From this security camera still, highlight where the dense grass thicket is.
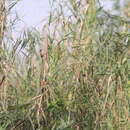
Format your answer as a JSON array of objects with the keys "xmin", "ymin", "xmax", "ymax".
[{"xmin": 0, "ymin": 0, "xmax": 130, "ymax": 129}]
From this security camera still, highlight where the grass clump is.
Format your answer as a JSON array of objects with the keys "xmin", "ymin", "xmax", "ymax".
[{"xmin": 0, "ymin": 0, "xmax": 130, "ymax": 129}]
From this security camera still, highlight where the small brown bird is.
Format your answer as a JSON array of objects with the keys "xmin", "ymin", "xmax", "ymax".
[{"xmin": 39, "ymin": 49, "xmax": 44, "ymax": 58}]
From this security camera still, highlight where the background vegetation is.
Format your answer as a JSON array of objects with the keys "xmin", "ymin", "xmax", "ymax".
[{"xmin": 0, "ymin": 0, "xmax": 130, "ymax": 129}]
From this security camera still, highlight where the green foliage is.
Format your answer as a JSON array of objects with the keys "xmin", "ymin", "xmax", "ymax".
[{"xmin": 0, "ymin": 0, "xmax": 130, "ymax": 130}]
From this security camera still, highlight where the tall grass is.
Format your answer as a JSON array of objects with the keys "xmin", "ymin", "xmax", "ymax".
[
  {"xmin": 0, "ymin": 0, "xmax": 130, "ymax": 129},
  {"xmin": 0, "ymin": 0, "xmax": 6, "ymax": 48}
]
